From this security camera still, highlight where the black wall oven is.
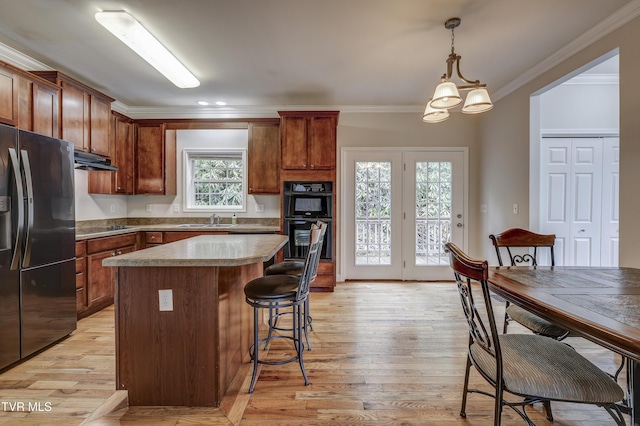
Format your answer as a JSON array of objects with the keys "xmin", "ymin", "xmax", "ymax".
[{"xmin": 283, "ymin": 181, "xmax": 333, "ymax": 260}]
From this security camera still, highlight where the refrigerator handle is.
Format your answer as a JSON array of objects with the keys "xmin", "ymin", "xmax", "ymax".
[
  {"xmin": 8, "ymin": 148, "xmax": 24, "ymax": 270},
  {"xmin": 20, "ymin": 149, "xmax": 34, "ymax": 268}
]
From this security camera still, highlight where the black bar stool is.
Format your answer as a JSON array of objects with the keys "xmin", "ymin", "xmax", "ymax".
[
  {"xmin": 263, "ymin": 220, "xmax": 327, "ymax": 349},
  {"xmin": 244, "ymin": 225, "xmax": 323, "ymax": 393}
]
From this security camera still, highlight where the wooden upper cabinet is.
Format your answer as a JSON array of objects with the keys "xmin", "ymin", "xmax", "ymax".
[
  {"xmin": 31, "ymin": 71, "xmax": 114, "ymax": 157},
  {"xmin": 135, "ymin": 123, "xmax": 176, "ymax": 195},
  {"xmin": 248, "ymin": 121, "xmax": 280, "ymax": 194},
  {"xmin": 279, "ymin": 111, "xmax": 338, "ymax": 170},
  {"xmin": 0, "ymin": 64, "xmax": 18, "ymax": 126},
  {"xmin": 32, "ymin": 82, "xmax": 59, "ymax": 137},
  {"xmin": 88, "ymin": 112, "xmax": 134, "ymax": 195},
  {"xmin": 89, "ymin": 95, "xmax": 111, "ymax": 157},
  {"xmin": 17, "ymin": 75, "xmax": 60, "ymax": 137}
]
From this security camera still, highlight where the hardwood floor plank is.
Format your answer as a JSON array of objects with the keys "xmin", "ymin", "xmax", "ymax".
[{"xmin": 0, "ymin": 282, "xmax": 629, "ymax": 425}]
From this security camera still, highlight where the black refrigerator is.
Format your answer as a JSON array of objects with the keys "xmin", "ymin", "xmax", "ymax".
[{"xmin": 0, "ymin": 124, "xmax": 76, "ymax": 370}]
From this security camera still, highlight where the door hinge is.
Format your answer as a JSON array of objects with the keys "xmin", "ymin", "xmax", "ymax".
[{"xmin": 403, "ymin": 261, "xmax": 406, "ymax": 268}]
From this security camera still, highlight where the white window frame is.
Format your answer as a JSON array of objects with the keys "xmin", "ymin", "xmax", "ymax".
[{"xmin": 182, "ymin": 148, "xmax": 247, "ymax": 212}]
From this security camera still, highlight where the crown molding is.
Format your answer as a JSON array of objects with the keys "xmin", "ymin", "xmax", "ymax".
[
  {"xmin": 492, "ymin": 0, "xmax": 640, "ymax": 101},
  {"xmin": 113, "ymin": 103, "xmax": 424, "ymax": 119},
  {"xmin": 0, "ymin": 42, "xmax": 53, "ymax": 71}
]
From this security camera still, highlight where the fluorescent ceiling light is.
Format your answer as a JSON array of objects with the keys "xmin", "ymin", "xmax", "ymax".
[
  {"xmin": 197, "ymin": 100, "xmax": 209, "ymax": 105},
  {"xmin": 215, "ymin": 101, "xmax": 227, "ymax": 106},
  {"xmin": 95, "ymin": 10, "xmax": 199, "ymax": 88}
]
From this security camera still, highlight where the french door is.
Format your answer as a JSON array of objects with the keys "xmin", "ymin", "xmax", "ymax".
[{"xmin": 342, "ymin": 148, "xmax": 466, "ymax": 280}]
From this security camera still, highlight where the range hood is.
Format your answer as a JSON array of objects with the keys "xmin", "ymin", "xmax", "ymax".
[{"xmin": 74, "ymin": 151, "xmax": 118, "ymax": 171}]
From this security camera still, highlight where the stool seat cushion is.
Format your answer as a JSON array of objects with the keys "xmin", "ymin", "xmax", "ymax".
[
  {"xmin": 264, "ymin": 261, "xmax": 305, "ymax": 277},
  {"xmin": 244, "ymin": 275, "xmax": 300, "ymax": 300}
]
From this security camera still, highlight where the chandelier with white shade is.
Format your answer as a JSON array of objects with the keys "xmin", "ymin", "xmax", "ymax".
[{"xmin": 423, "ymin": 18, "xmax": 493, "ymax": 123}]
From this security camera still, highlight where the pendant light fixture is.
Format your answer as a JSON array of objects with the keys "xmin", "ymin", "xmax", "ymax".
[{"xmin": 423, "ymin": 18, "xmax": 492, "ymax": 123}]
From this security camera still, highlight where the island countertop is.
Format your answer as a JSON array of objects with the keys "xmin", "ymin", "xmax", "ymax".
[{"xmin": 103, "ymin": 234, "xmax": 288, "ymax": 267}]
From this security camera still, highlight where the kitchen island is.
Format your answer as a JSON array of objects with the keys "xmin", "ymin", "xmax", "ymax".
[{"xmin": 102, "ymin": 234, "xmax": 288, "ymax": 407}]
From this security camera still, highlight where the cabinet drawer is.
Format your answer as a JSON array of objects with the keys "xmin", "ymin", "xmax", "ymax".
[
  {"xmin": 76, "ymin": 287, "xmax": 87, "ymax": 312},
  {"xmin": 75, "ymin": 241, "xmax": 86, "ymax": 257},
  {"xmin": 87, "ymin": 233, "xmax": 137, "ymax": 254},
  {"xmin": 76, "ymin": 271, "xmax": 85, "ymax": 289},
  {"xmin": 76, "ymin": 257, "xmax": 85, "ymax": 274},
  {"xmin": 146, "ymin": 232, "xmax": 163, "ymax": 244},
  {"xmin": 318, "ymin": 261, "xmax": 334, "ymax": 274}
]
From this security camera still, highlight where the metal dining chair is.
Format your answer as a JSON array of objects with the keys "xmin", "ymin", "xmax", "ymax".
[
  {"xmin": 489, "ymin": 228, "xmax": 569, "ymax": 339},
  {"xmin": 445, "ymin": 242, "xmax": 625, "ymax": 425}
]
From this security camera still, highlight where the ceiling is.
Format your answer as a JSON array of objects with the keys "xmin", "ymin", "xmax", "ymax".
[{"xmin": 0, "ymin": 0, "xmax": 635, "ymax": 118}]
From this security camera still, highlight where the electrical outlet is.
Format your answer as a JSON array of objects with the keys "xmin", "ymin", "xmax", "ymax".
[
  {"xmin": 173, "ymin": 203, "xmax": 180, "ymax": 213},
  {"xmin": 513, "ymin": 204, "xmax": 519, "ymax": 215},
  {"xmin": 110, "ymin": 204, "xmax": 116, "ymax": 213},
  {"xmin": 255, "ymin": 203, "xmax": 264, "ymax": 213},
  {"xmin": 146, "ymin": 204, "xmax": 152, "ymax": 212},
  {"xmin": 159, "ymin": 289, "xmax": 173, "ymax": 311}
]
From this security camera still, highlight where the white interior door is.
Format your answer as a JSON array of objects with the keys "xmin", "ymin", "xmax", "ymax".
[
  {"xmin": 540, "ymin": 137, "xmax": 618, "ymax": 266},
  {"xmin": 342, "ymin": 148, "xmax": 466, "ymax": 280}
]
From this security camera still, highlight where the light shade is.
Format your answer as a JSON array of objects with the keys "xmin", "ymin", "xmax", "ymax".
[
  {"xmin": 422, "ymin": 102, "xmax": 449, "ymax": 123},
  {"xmin": 95, "ymin": 11, "xmax": 200, "ymax": 89},
  {"xmin": 430, "ymin": 82, "xmax": 462, "ymax": 109},
  {"xmin": 461, "ymin": 88, "xmax": 493, "ymax": 114}
]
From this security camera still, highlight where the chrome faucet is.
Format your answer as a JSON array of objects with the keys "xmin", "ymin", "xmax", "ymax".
[{"xmin": 210, "ymin": 214, "xmax": 221, "ymax": 225}]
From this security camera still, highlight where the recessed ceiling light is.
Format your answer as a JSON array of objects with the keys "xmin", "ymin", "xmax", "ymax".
[
  {"xmin": 95, "ymin": 10, "xmax": 200, "ymax": 89},
  {"xmin": 215, "ymin": 101, "xmax": 227, "ymax": 106},
  {"xmin": 197, "ymin": 100, "xmax": 209, "ymax": 106}
]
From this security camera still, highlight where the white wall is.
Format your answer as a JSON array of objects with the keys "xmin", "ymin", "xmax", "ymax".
[
  {"xmin": 74, "ymin": 169, "xmax": 128, "ymax": 221},
  {"xmin": 478, "ymin": 15, "xmax": 640, "ymax": 268}
]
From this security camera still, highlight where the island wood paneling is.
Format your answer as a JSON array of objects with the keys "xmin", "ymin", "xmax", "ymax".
[{"xmin": 115, "ymin": 262, "xmax": 258, "ymax": 406}]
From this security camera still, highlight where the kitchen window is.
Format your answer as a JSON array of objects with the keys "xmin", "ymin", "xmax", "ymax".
[{"xmin": 183, "ymin": 149, "xmax": 247, "ymax": 211}]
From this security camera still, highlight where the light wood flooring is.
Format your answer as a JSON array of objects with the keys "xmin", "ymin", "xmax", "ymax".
[{"xmin": 0, "ymin": 282, "xmax": 630, "ymax": 425}]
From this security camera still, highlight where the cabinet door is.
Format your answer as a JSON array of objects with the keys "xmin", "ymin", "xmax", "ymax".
[
  {"xmin": 135, "ymin": 123, "xmax": 166, "ymax": 194},
  {"xmin": 280, "ymin": 115, "xmax": 308, "ymax": 169},
  {"xmin": 90, "ymin": 95, "xmax": 111, "ymax": 156},
  {"xmin": 61, "ymin": 80, "xmax": 88, "ymax": 151},
  {"xmin": 248, "ymin": 122, "xmax": 280, "ymax": 194},
  {"xmin": 308, "ymin": 116, "xmax": 336, "ymax": 170},
  {"xmin": 0, "ymin": 65, "xmax": 18, "ymax": 126},
  {"xmin": 87, "ymin": 250, "xmax": 114, "ymax": 306},
  {"xmin": 114, "ymin": 116, "xmax": 133, "ymax": 194},
  {"xmin": 32, "ymin": 83, "xmax": 59, "ymax": 137}
]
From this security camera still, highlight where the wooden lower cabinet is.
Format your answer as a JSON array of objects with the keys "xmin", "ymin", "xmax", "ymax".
[
  {"xmin": 75, "ymin": 241, "xmax": 87, "ymax": 313},
  {"xmin": 80, "ymin": 233, "xmax": 137, "ymax": 318}
]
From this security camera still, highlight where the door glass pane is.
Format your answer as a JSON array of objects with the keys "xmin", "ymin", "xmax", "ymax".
[
  {"xmin": 355, "ymin": 161, "xmax": 392, "ymax": 265},
  {"xmin": 415, "ymin": 161, "xmax": 452, "ymax": 265}
]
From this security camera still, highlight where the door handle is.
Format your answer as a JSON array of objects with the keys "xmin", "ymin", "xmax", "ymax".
[
  {"xmin": 8, "ymin": 148, "xmax": 23, "ymax": 271},
  {"xmin": 20, "ymin": 150, "xmax": 34, "ymax": 268}
]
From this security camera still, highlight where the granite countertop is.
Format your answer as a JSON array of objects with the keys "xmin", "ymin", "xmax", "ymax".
[
  {"xmin": 75, "ymin": 223, "xmax": 280, "ymax": 240},
  {"xmin": 102, "ymin": 234, "xmax": 288, "ymax": 267}
]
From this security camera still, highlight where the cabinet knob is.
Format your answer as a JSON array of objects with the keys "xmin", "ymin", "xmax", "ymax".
[
  {"xmin": 302, "ymin": 164, "xmax": 306, "ymax": 169},
  {"xmin": 117, "ymin": 186, "xmax": 122, "ymax": 190},
  {"xmin": 151, "ymin": 235, "xmax": 156, "ymax": 240},
  {"xmin": 310, "ymin": 164, "xmax": 314, "ymax": 169},
  {"xmin": 110, "ymin": 252, "xmax": 116, "ymax": 256},
  {"xmin": 249, "ymin": 188, "xmax": 252, "ymax": 193}
]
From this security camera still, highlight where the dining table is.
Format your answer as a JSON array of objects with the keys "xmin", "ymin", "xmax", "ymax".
[{"xmin": 488, "ymin": 266, "xmax": 640, "ymax": 425}]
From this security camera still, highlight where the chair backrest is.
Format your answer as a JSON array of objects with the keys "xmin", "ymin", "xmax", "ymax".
[
  {"xmin": 296, "ymin": 225, "xmax": 323, "ymax": 301},
  {"xmin": 445, "ymin": 242, "xmax": 502, "ymax": 374},
  {"xmin": 489, "ymin": 228, "xmax": 556, "ymax": 267}
]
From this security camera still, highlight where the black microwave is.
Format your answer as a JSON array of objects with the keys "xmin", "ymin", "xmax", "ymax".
[
  {"xmin": 285, "ymin": 194, "xmax": 331, "ymax": 218},
  {"xmin": 284, "ymin": 181, "xmax": 333, "ymax": 218}
]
